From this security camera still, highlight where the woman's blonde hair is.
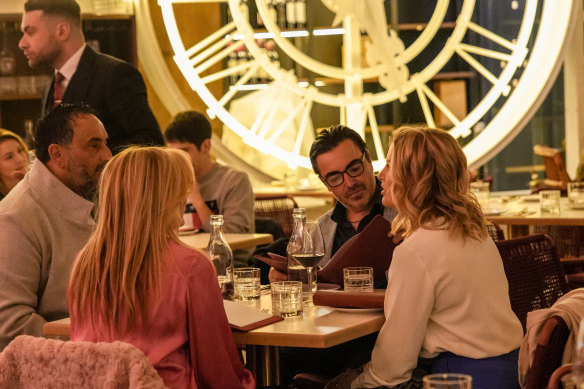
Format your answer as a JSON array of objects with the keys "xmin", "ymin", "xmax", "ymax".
[
  {"xmin": 68, "ymin": 146, "xmax": 194, "ymax": 333},
  {"xmin": 0, "ymin": 129, "xmax": 29, "ymax": 192},
  {"xmin": 388, "ymin": 126, "xmax": 486, "ymax": 240},
  {"xmin": 0, "ymin": 129, "xmax": 29, "ymax": 154}
]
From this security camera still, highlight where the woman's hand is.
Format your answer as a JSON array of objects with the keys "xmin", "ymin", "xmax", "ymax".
[
  {"xmin": 268, "ymin": 267, "xmax": 287, "ymax": 283},
  {"xmin": 388, "ymin": 231, "xmax": 404, "ymax": 245}
]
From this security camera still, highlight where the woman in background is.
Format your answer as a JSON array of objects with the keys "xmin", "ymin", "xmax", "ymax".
[
  {"xmin": 332, "ymin": 127, "xmax": 523, "ymax": 389},
  {"xmin": 0, "ymin": 129, "xmax": 29, "ymax": 201},
  {"xmin": 68, "ymin": 146, "xmax": 254, "ymax": 389}
]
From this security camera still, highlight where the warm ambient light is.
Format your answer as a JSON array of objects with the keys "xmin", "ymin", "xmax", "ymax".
[{"xmin": 146, "ymin": 0, "xmax": 578, "ymax": 173}]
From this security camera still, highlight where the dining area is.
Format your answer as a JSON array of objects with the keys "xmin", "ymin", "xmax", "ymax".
[
  {"xmin": 34, "ymin": 126, "xmax": 571, "ymax": 389},
  {"xmin": 1, "ymin": 0, "xmax": 584, "ymax": 387}
]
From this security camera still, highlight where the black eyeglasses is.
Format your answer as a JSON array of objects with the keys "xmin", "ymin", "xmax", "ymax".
[{"xmin": 321, "ymin": 152, "xmax": 366, "ymax": 187}]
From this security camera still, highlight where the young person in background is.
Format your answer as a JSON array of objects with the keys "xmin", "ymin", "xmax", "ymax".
[
  {"xmin": 68, "ymin": 147, "xmax": 254, "ymax": 389},
  {"xmin": 165, "ymin": 110, "xmax": 255, "ymax": 267}
]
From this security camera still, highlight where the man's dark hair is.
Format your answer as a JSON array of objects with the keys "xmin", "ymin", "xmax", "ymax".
[
  {"xmin": 34, "ymin": 103, "xmax": 98, "ymax": 163},
  {"xmin": 24, "ymin": 0, "xmax": 81, "ymax": 24},
  {"xmin": 309, "ymin": 125, "xmax": 369, "ymax": 175},
  {"xmin": 164, "ymin": 111, "xmax": 212, "ymax": 149}
]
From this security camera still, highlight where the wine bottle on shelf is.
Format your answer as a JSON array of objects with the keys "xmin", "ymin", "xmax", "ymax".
[
  {"xmin": 295, "ymin": 0, "xmax": 307, "ymax": 29},
  {"xmin": 0, "ymin": 22, "xmax": 16, "ymax": 76},
  {"xmin": 236, "ymin": 46, "xmax": 248, "ymax": 82},
  {"xmin": 286, "ymin": 0, "xmax": 296, "ymax": 29},
  {"xmin": 266, "ymin": 0, "xmax": 277, "ymax": 25},
  {"xmin": 266, "ymin": 39, "xmax": 279, "ymax": 68},
  {"xmin": 0, "ymin": 22, "xmax": 17, "ymax": 95},
  {"xmin": 256, "ymin": 1, "xmax": 264, "ymax": 27},
  {"xmin": 226, "ymin": 42, "xmax": 238, "ymax": 85},
  {"xmin": 276, "ymin": 0, "xmax": 287, "ymax": 29},
  {"xmin": 256, "ymin": 39, "xmax": 269, "ymax": 83}
]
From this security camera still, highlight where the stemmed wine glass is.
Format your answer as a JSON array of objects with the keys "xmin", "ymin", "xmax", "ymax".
[{"xmin": 291, "ymin": 220, "xmax": 325, "ymax": 306}]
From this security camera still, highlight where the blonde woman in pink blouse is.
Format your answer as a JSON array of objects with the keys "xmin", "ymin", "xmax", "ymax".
[{"xmin": 68, "ymin": 147, "xmax": 254, "ymax": 389}]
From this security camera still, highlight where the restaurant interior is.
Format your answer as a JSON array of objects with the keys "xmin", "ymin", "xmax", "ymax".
[{"xmin": 1, "ymin": 0, "xmax": 584, "ymax": 388}]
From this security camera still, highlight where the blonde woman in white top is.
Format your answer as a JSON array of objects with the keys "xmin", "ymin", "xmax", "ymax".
[{"xmin": 330, "ymin": 127, "xmax": 523, "ymax": 389}]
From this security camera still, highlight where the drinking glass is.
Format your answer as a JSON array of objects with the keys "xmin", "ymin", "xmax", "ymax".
[
  {"xmin": 423, "ymin": 373, "xmax": 472, "ymax": 388},
  {"xmin": 291, "ymin": 220, "xmax": 325, "ymax": 306},
  {"xmin": 271, "ymin": 281, "xmax": 303, "ymax": 317},
  {"xmin": 343, "ymin": 267, "xmax": 374, "ymax": 292},
  {"xmin": 540, "ymin": 190, "xmax": 561, "ymax": 214},
  {"xmin": 568, "ymin": 182, "xmax": 584, "ymax": 208},
  {"xmin": 233, "ymin": 267, "xmax": 261, "ymax": 301},
  {"xmin": 470, "ymin": 181, "xmax": 490, "ymax": 209},
  {"xmin": 573, "ymin": 319, "xmax": 584, "ymax": 387}
]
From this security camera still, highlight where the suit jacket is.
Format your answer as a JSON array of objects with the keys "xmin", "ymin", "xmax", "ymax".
[{"xmin": 42, "ymin": 46, "xmax": 163, "ymax": 153}]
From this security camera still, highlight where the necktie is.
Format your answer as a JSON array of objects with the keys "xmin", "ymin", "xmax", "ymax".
[{"xmin": 53, "ymin": 72, "xmax": 65, "ymax": 106}]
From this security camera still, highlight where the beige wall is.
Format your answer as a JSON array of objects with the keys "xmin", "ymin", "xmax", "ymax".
[{"xmin": 142, "ymin": 0, "xmax": 225, "ymax": 136}]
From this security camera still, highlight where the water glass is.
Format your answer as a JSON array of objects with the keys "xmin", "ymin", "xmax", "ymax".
[
  {"xmin": 233, "ymin": 267, "xmax": 261, "ymax": 301},
  {"xmin": 568, "ymin": 182, "xmax": 584, "ymax": 207},
  {"xmin": 423, "ymin": 373, "xmax": 472, "ymax": 388},
  {"xmin": 343, "ymin": 267, "xmax": 374, "ymax": 292},
  {"xmin": 540, "ymin": 190, "xmax": 561, "ymax": 214},
  {"xmin": 271, "ymin": 281, "xmax": 303, "ymax": 317},
  {"xmin": 470, "ymin": 181, "xmax": 490, "ymax": 209}
]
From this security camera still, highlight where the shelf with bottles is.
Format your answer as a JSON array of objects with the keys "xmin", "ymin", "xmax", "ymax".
[{"xmin": 0, "ymin": 13, "xmax": 136, "ymax": 139}]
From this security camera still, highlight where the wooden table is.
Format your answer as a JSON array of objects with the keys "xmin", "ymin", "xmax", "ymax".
[
  {"xmin": 179, "ymin": 232, "xmax": 273, "ymax": 250},
  {"xmin": 486, "ymin": 195, "xmax": 584, "ymax": 237},
  {"xmin": 44, "ymin": 291, "xmax": 385, "ymax": 387},
  {"xmin": 254, "ymin": 186, "xmax": 334, "ymax": 200},
  {"xmin": 232, "ymin": 291, "xmax": 384, "ymax": 386}
]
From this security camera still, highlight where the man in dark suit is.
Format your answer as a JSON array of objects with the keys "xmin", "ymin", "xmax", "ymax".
[{"xmin": 19, "ymin": 0, "xmax": 164, "ymax": 154}]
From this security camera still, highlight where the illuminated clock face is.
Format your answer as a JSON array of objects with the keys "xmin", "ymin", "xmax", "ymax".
[{"xmin": 157, "ymin": 0, "xmax": 577, "ymax": 172}]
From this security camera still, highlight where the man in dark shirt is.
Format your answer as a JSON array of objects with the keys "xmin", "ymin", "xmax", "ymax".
[
  {"xmin": 270, "ymin": 124, "xmax": 396, "ymax": 280},
  {"xmin": 271, "ymin": 125, "xmax": 397, "ymax": 385}
]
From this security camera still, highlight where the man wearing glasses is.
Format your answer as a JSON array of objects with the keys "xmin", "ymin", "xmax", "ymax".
[
  {"xmin": 269, "ymin": 125, "xmax": 396, "ymax": 283},
  {"xmin": 308, "ymin": 124, "xmax": 397, "ymax": 265},
  {"xmin": 271, "ymin": 125, "xmax": 397, "ymax": 385}
]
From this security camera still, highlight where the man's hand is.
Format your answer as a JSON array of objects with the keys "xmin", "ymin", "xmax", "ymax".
[{"xmin": 268, "ymin": 267, "xmax": 287, "ymax": 283}]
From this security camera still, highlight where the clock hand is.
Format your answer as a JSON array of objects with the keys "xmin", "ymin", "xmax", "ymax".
[{"xmin": 320, "ymin": 0, "xmax": 409, "ymax": 102}]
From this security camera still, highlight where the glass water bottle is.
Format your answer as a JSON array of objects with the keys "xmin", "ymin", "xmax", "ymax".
[{"xmin": 207, "ymin": 215, "xmax": 234, "ymax": 300}]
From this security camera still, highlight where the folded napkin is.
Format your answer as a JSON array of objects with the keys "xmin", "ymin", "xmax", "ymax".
[{"xmin": 313, "ymin": 289, "xmax": 385, "ymax": 309}]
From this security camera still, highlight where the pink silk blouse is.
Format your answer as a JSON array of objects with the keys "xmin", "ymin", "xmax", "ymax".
[{"xmin": 69, "ymin": 240, "xmax": 255, "ymax": 389}]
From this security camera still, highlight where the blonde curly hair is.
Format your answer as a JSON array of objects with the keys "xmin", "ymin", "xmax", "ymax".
[{"xmin": 387, "ymin": 126, "xmax": 487, "ymax": 240}]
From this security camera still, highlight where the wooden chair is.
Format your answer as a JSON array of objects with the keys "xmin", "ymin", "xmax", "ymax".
[
  {"xmin": 533, "ymin": 145, "xmax": 571, "ymax": 192},
  {"xmin": 532, "ymin": 225, "xmax": 584, "ymax": 287},
  {"xmin": 496, "ymin": 234, "xmax": 569, "ymax": 332},
  {"xmin": 525, "ymin": 316, "xmax": 571, "ymax": 389},
  {"xmin": 253, "ymin": 194, "xmax": 298, "ymax": 237},
  {"xmin": 486, "ymin": 221, "xmax": 505, "ymax": 241}
]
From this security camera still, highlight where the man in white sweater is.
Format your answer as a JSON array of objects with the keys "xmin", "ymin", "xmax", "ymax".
[
  {"xmin": 165, "ymin": 111, "xmax": 255, "ymax": 267},
  {"xmin": 0, "ymin": 103, "xmax": 111, "ymax": 350}
]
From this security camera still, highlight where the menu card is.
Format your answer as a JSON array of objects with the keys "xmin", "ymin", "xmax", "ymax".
[
  {"xmin": 318, "ymin": 215, "xmax": 396, "ymax": 288},
  {"xmin": 254, "ymin": 215, "xmax": 397, "ymax": 288},
  {"xmin": 223, "ymin": 300, "xmax": 283, "ymax": 331}
]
